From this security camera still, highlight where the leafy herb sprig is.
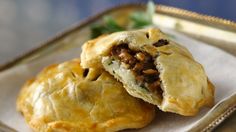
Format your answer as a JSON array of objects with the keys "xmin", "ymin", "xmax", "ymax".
[
  {"xmin": 90, "ymin": 16, "xmax": 124, "ymax": 38},
  {"xmin": 129, "ymin": 1, "xmax": 155, "ymax": 29},
  {"xmin": 90, "ymin": 1, "xmax": 155, "ymax": 38}
]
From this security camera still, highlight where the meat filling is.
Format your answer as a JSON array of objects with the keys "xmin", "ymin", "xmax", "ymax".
[{"xmin": 111, "ymin": 44, "xmax": 163, "ymax": 95}]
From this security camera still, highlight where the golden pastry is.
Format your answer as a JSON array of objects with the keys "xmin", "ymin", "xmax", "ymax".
[
  {"xmin": 81, "ymin": 28, "xmax": 215, "ymax": 116},
  {"xmin": 16, "ymin": 59, "xmax": 155, "ymax": 132}
]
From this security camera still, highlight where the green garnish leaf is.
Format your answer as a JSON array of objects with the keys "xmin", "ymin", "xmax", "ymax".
[
  {"xmin": 90, "ymin": 1, "xmax": 155, "ymax": 38},
  {"xmin": 90, "ymin": 24, "xmax": 106, "ymax": 38},
  {"xmin": 129, "ymin": 1, "xmax": 155, "ymax": 29},
  {"xmin": 147, "ymin": 0, "xmax": 155, "ymax": 23},
  {"xmin": 90, "ymin": 16, "xmax": 124, "ymax": 38},
  {"xmin": 103, "ymin": 16, "xmax": 124, "ymax": 32},
  {"xmin": 129, "ymin": 12, "xmax": 151, "ymax": 29}
]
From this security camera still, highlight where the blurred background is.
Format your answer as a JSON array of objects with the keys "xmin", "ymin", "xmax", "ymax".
[{"xmin": 0, "ymin": 0, "xmax": 236, "ymax": 64}]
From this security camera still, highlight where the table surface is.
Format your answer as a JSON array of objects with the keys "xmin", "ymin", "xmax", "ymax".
[{"xmin": 0, "ymin": 0, "xmax": 235, "ymax": 131}]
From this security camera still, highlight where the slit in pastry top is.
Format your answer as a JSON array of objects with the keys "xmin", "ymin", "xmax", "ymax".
[{"xmin": 81, "ymin": 28, "xmax": 215, "ymax": 116}]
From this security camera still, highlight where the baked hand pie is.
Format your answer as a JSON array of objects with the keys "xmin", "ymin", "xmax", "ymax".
[
  {"xmin": 81, "ymin": 28, "xmax": 215, "ymax": 116},
  {"xmin": 16, "ymin": 59, "xmax": 155, "ymax": 132}
]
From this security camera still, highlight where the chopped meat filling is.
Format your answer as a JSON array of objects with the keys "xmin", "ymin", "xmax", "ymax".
[{"xmin": 111, "ymin": 44, "xmax": 163, "ymax": 95}]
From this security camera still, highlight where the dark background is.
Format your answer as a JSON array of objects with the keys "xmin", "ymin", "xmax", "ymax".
[{"xmin": 0, "ymin": 0, "xmax": 235, "ymax": 64}]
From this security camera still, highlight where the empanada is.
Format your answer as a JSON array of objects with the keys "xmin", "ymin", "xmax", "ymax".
[
  {"xmin": 81, "ymin": 28, "xmax": 215, "ymax": 116},
  {"xmin": 16, "ymin": 59, "xmax": 155, "ymax": 132}
]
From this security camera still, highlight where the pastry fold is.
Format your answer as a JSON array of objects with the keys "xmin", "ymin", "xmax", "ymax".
[
  {"xmin": 81, "ymin": 28, "xmax": 215, "ymax": 116},
  {"xmin": 17, "ymin": 59, "xmax": 155, "ymax": 132}
]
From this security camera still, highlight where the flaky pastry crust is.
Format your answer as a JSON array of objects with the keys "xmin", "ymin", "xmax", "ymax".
[
  {"xmin": 17, "ymin": 59, "xmax": 155, "ymax": 132},
  {"xmin": 81, "ymin": 28, "xmax": 214, "ymax": 116}
]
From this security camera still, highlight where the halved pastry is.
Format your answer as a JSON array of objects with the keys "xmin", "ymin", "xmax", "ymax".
[
  {"xmin": 81, "ymin": 28, "xmax": 215, "ymax": 116},
  {"xmin": 16, "ymin": 59, "xmax": 155, "ymax": 132}
]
